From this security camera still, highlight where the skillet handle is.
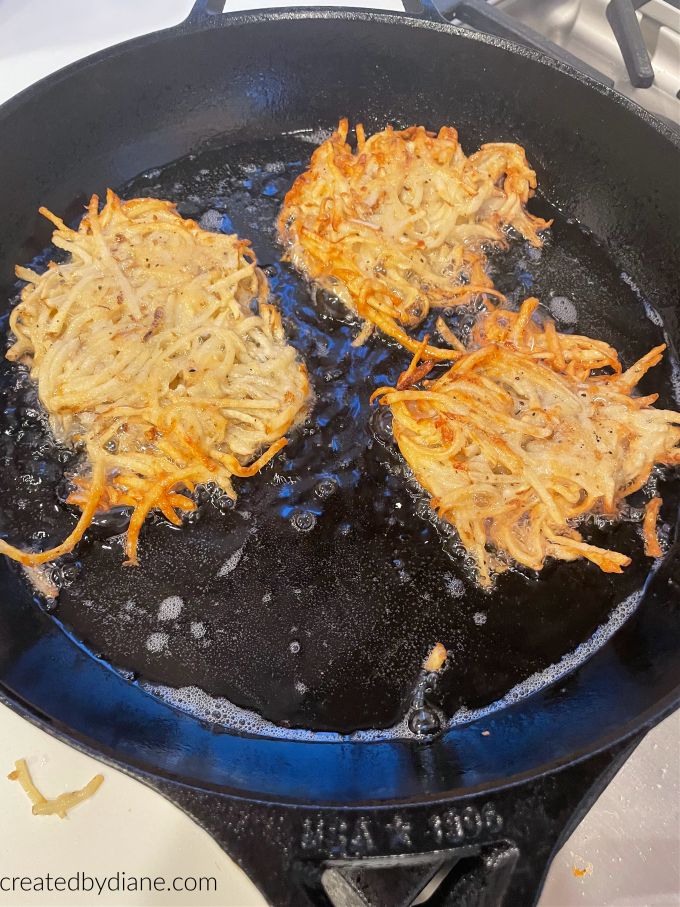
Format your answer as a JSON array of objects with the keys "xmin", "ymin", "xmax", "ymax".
[
  {"xmin": 606, "ymin": 0, "xmax": 654, "ymax": 89},
  {"xmin": 150, "ymin": 731, "xmax": 644, "ymax": 907},
  {"xmin": 437, "ymin": 0, "xmax": 614, "ymax": 87},
  {"xmin": 185, "ymin": 0, "xmax": 228, "ymax": 22}
]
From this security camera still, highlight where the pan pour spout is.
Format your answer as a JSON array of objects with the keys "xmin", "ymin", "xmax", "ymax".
[{"xmin": 408, "ymin": 643, "xmax": 449, "ymax": 736}]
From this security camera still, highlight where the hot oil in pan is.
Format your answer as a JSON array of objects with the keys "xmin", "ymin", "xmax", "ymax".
[{"xmin": 1, "ymin": 134, "xmax": 678, "ymax": 736}]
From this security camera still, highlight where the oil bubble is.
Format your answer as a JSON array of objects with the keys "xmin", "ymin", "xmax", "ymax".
[
  {"xmin": 406, "ymin": 477, "xmax": 422, "ymax": 495},
  {"xmin": 289, "ymin": 640, "xmax": 301, "ymax": 654},
  {"xmin": 213, "ymin": 494, "xmax": 235, "ymax": 515},
  {"xmin": 291, "ymin": 510, "xmax": 316, "ymax": 532},
  {"xmin": 315, "ymin": 477, "xmax": 338, "ymax": 499},
  {"xmin": 371, "ymin": 407, "xmax": 394, "ymax": 444},
  {"xmin": 90, "ymin": 506, "xmax": 133, "ymax": 536},
  {"xmin": 415, "ymin": 499, "xmax": 432, "ymax": 521},
  {"xmin": 446, "ymin": 575, "xmax": 465, "ymax": 598},
  {"xmin": 158, "ymin": 596, "xmax": 183, "ymax": 621},
  {"xmin": 218, "ymin": 546, "xmax": 244, "ymax": 577},
  {"xmin": 549, "ymin": 296, "xmax": 578, "ymax": 325},
  {"xmin": 55, "ymin": 477, "xmax": 74, "ymax": 502},
  {"xmin": 315, "ymin": 288, "xmax": 346, "ymax": 319},
  {"xmin": 408, "ymin": 707, "xmax": 441, "ymax": 736},
  {"xmin": 445, "ymin": 536, "xmax": 465, "ymax": 558},
  {"xmin": 193, "ymin": 484, "xmax": 212, "ymax": 506},
  {"xmin": 60, "ymin": 562, "xmax": 81, "ymax": 586},
  {"xmin": 146, "ymin": 632, "xmax": 169, "ymax": 653}
]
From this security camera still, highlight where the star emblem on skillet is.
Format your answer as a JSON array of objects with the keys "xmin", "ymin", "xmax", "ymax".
[{"xmin": 386, "ymin": 816, "xmax": 413, "ymax": 851}]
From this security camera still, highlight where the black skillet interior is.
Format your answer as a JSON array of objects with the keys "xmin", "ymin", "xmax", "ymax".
[
  {"xmin": 0, "ymin": 9, "xmax": 679, "ymax": 804},
  {"xmin": 1, "ymin": 134, "xmax": 678, "ymax": 738}
]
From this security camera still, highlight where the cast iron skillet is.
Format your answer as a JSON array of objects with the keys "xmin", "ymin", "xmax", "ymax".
[{"xmin": 0, "ymin": 2, "xmax": 679, "ymax": 905}]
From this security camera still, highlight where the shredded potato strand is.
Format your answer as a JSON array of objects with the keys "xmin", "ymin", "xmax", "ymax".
[
  {"xmin": 5, "ymin": 192, "xmax": 310, "ymax": 567},
  {"xmin": 643, "ymin": 497, "xmax": 663, "ymax": 558},
  {"xmin": 376, "ymin": 298, "xmax": 680, "ymax": 586},
  {"xmin": 8, "ymin": 759, "xmax": 103, "ymax": 819},
  {"xmin": 8, "ymin": 760, "xmax": 49, "ymax": 808},
  {"xmin": 279, "ymin": 119, "xmax": 551, "ymax": 356},
  {"xmin": 424, "ymin": 642, "xmax": 448, "ymax": 672}
]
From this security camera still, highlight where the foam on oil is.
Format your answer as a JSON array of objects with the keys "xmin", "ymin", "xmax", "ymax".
[{"xmin": 142, "ymin": 589, "xmax": 641, "ymax": 741}]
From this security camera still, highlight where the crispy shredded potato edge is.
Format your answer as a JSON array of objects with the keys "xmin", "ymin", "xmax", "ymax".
[
  {"xmin": 378, "ymin": 298, "xmax": 680, "ymax": 587},
  {"xmin": 279, "ymin": 119, "xmax": 552, "ymax": 358},
  {"xmin": 2, "ymin": 191, "xmax": 311, "ymax": 570}
]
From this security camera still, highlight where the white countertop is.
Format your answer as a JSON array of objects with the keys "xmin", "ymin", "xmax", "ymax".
[{"xmin": 0, "ymin": 3, "xmax": 678, "ymax": 905}]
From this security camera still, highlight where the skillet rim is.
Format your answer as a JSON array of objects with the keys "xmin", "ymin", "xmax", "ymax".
[
  {"xmin": 0, "ymin": 7, "xmax": 678, "ymax": 806},
  {"xmin": 0, "ymin": 7, "xmax": 678, "ymax": 150},
  {"xmin": 1, "ymin": 679, "xmax": 678, "ymax": 807}
]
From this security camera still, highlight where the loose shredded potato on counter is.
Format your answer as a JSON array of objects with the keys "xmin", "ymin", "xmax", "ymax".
[
  {"xmin": 279, "ymin": 119, "xmax": 550, "ymax": 359},
  {"xmin": 8, "ymin": 759, "xmax": 103, "ymax": 819},
  {"xmin": 373, "ymin": 298, "xmax": 680, "ymax": 586},
  {"xmin": 3, "ymin": 192, "xmax": 310, "ymax": 567}
]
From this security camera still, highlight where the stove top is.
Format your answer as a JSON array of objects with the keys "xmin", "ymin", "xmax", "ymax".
[
  {"xmin": 434, "ymin": 0, "xmax": 680, "ymax": 130},
  {"xmin": 497, "ymin": 0, "xmax": 680, "ymax": 127}
]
